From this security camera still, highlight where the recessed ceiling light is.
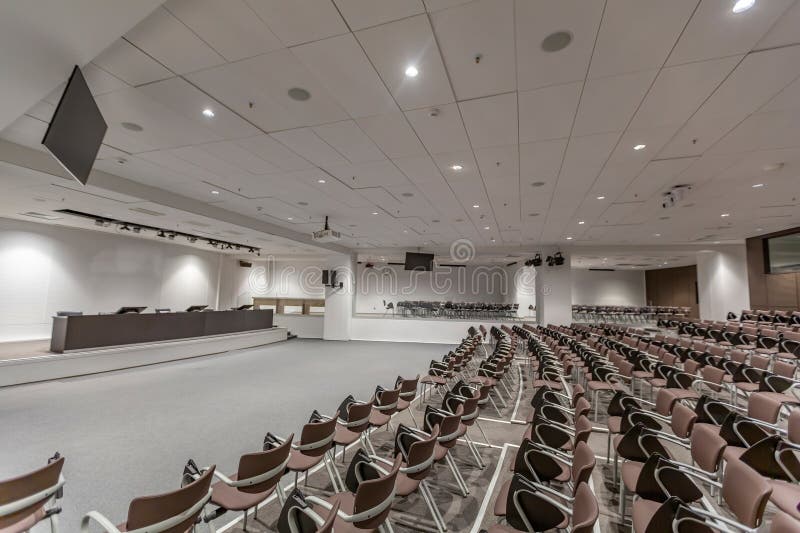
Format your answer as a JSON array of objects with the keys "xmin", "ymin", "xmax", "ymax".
[
  {"xmin": 287, "ymin": 217, "xmax": 293, "ymax": 220},
  {"xmin": 720, "ymin": 213, "xmax": 730, "ymax": 217},
  {"xmin": 403, "ymin": 230, "xmax": 408, "ymax": 233},
  {"xmin": 317, "ymin": 179, "xmax": 326, "ymax": 184},
  {"xmin": 756, "ymin": 228, "xmax": 763, "ymax": 232},
  {"xmin": 288, "ymin": 87, "xmax": 311, "ymax": 101},
  {"xmin": 473, "ymin": 204, "xmax": 480, "ymax": 208},
  {"xmin": 202, "ymin": 108, "xmax": 215, "ymax": 118},
  {"xmin": 451, "ymin": 164, "xmax": 463, "ymax": 171},
  {"xmin": 211, "ymin": 190, "xmax": 219, "ymax": 195},
  {"xmin": 529, "ymin": 212, "xmax": 539, "ymax": 217},
  {"xmin": 531, "ymin": 181, "xmax": 545, "ymax": 187},
  {"xmin": 401, "ymin": 192, "xmax": 414, "ymax": 197},
  {"xmin": 578, "ymin": 220, "xmax": 585, "ymax": 225},
  {"xmin": 297, "ymin": 201, "xmax": 308, "ymax": 206},
  {"xmin": 633, "ymin": 144, "xmax": 646, "ymax": 151},
  {"xmin": 732, "ymin": 0, "xmax": 755, "ymax": 13},
  {"xmin": 372, "ymin": 212, "xmax": 379, "ymax": 215},
  {"xmin": 484, "ymin": 226, "xmax": 490, "ymax": 230},
  {"xmin": 541, "ymin": 31, "xmax": 573, "ymax": 52},
  {"xmin": 565, "ymin": 236, "xmax": 573, "ymax": 240},
  {"xmin": 763, "ymin": 162, "xmax": 784, "ymax": 172},
  {"xmin": 713, "ymin": 241, "xmax": 720, "ymax": 244},
  {"xmin": 405, "ymin": 65, "xmax": 419, "ymax": 77},
  {"xmin": 596, "ymin": 195, "xmax": 606, "ymax": 200},
  {"xmin": 490, "ymin": 238, "xmax": 496, "ymax": 242},
  {"xmin": 752, "ymin": 183, "xmax": 764, "ymax": 188},
  {"xmin": 654, "ymin": 233, "xmax": 661, "ymax": 237}
]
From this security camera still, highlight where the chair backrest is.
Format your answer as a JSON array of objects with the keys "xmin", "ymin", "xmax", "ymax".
[
  {"xmin": 574, "ymin": 397, "xmax": 591, "ymax": 419},
  {"xmin": 299, "ymin": 417, "xmax": 337, "ymax": 457},
  {"xmin": 374, "ymin": 387, "xmax": 401, "ymax": 415},
  {"xmin": 436, "ymin": 405, "xmax": 464, "ymax": 447},
  {"xmin": 126, "ymin": 466, "xmax": 214, "ymax": 533},
  {"xmin": 730, "ymin": 349, "xmax": 748, "ymax": 364},
  {"xmin": 0, "ymin": 455, "xmax": 64, "ymax": 531},
  {"xmin": 571, "ymin": 441, "xmax": 596, "ymax": 488},
  {"xmin": 690, "ymin": 424, "xmax": 726, "ymax": 474},
  {"xmin": 771, "ymin": 510, "xmax": 800, "ymax": 533},
  {"xmin": 721, "ymin": 458, "xmax": 772, "ymax": 528},
  {"xmin": 670, "ymin": 402, "xmax": 697, "ymax": 439},
  {"xmin": 344, "ymin": 399, "xmax": 374, "ymax": 432},
  {"xmin": 397, "ymin": 375, "xmax": 419, "ymax": 400},
  {"xmin": 239, "ymin": 434, "xmax": 293, "ymax": 493},
  {"xmin": 403, "ymin": 427, "xmax": 439, "ymax": 481},
  {"xmin": 574, "ymin": 415, "xmax": 592, "ymax": 445},
  {"xmin": 751, "ymin": 354, "xmax": 770, "ymax": 370},
  {"xmin": 571, "ymin": 482, "xmax": 599, "ymax": 533},
  {"xmin": 352, "ymin": 456, "xmax": 401, "ymax": 529},
  {"xmin": 789, "ymin": 409, "xmax": 800, "ymax": 444}
]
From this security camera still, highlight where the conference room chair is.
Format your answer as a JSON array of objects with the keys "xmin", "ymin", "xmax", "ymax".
[
  {"xmin": 0, "ymin": 453, "xmax": 65, "ymax": 533},
  {"xmin": 367, "ymin": 386, "xmax": 401, "ymax": 452},
  {"xmin": 486, "ymin": 478, "xmax": 598, "ymax": 533},
  {"xmin": 373, "ymin": 426, "xmax": 445, "ymax": 533},
  {"xmin": 333, "ymin": 396, "xmax": 374, "ymax": 464},
  {"xmin": 282, "ymin": 415, "xmax": 340, "ymax": 492},
  {"xmin": 305, "ymin": 456, "xmax": 401, "ymax": 533},
  {"xmin": 631, "ymin": 458, "xmax": 771, "ymax": 533},
  {"xmin": 395, "ymin": 375, "xmax": 420, "ymax": 426},
  {"xmin": 187, "ymin": 433, "xmax": 292, "ymax": 530},
  {"xmin": 277, "ymin": 492, "xmax": 339, "ymax": 533},
  {"xmin": 424, "ymin": 404, "xmax": 470, "ymax": 497},
  {"xmin": 81, "ymin": 465, "xmax": 213, "ymax": 533}
]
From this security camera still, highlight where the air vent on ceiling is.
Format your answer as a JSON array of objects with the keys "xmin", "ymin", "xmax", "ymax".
[
  {"xmin": 616, "ymin": 263, "xmax": 650, "ymax": 267},
  {"xmin": 20, "ymin": 211, "xmax": 61, "ymax": 220},
  {"xmin": 589, "ymin": 268, "xmax": 615, "ymax": 271},
  {"xmin": 129, "ymin": 207, "xmax": 165, "ymax": 216}
]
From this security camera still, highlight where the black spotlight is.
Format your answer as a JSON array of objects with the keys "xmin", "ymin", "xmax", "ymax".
[
  {"xmin": 247, "ymin": 247, "xmax": 255, "ymax": 253},
  {"xmin": 119, "ymin": 224, "xmax": 130, "ymax": 231},
  {"xmin": 187, "ymin": 236, "xmax": 198, "ymax": 243},
  {"xmin": 132, "ymin": 226, "xmax": 141, "ymax": 234},
  {"xmin": 546, "ymin": 255, "xmax": 555, "ymax": 267},
  {"xmin": 553, "ymin": 252, "xmax": 565, "ymax": 266},
  {"xmin": 157, "ymin": 230, "xmax": 166, "ymax": 238},
  {"xmin": 524, "ymin": 259, "xmax": 533, "ymax": 267},
  {"xmin": 532, "ymin": 253, "xmax": 543, "ymax": 267},
  {"xmin": 167, "ymin": 232, "xmax": 176, "ymax": 240}
]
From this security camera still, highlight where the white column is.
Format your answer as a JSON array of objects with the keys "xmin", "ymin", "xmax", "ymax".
[
  {"xmin": 696, "ymin": 245, "xmax": 750, "ymax": 321},
  {"xmin": 323, "ymin": 253, "xmax": 355, "ymax": 340},
  {"xmin": 535, "ymin": 248, "xmax": 573, "ymax": 326}
]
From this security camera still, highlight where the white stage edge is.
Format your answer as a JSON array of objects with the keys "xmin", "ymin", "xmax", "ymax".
[
  {"xmin": 350, "ymin": 316, "xmax": 535, "ymax": 344},
  {"xmin": 0, "ymin": 327, "xmax": 287, "ymax": 387}
]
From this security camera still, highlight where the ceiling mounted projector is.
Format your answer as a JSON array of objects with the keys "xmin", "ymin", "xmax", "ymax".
[{"xmin": 312, "ymin": 216, "xmax": 341, "ymax": 243}]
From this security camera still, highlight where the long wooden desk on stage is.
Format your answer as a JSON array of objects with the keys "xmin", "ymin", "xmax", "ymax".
[{"xmin": 50, "ymin": 309, "xmax": 274, "ymax": 353}]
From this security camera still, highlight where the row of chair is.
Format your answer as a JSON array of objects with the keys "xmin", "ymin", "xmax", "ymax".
[
  {"xmin": 1, "ymin": 325, "xmax": 529, "ymax": 533},
  {"xmin": 740, "ymin": 309, "xmax": 800, "ymax": 325},
  {"xmin": 391, "ymin": 301, "xmax": 521, "ymax": 320},
  {"xmin": 572, "ymin": 305, "xmax": 691, "ymax": 323},
  {"xmin": 556, "ymin": 322, "xmax": 800, "ymax": 531}
]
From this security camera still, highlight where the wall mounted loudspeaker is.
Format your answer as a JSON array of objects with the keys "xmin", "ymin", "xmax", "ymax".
[{"xmin": 239, "ymin": 260, "xmax": 252, "ymax": 268}]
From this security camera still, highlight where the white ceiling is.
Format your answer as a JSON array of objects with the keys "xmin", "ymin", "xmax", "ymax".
[{"xmin": 2, "ymin": 0, "xmax": 800, "ymax": 259}]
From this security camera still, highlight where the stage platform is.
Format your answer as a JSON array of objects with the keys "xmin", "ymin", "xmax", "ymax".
[{"xmin": 0, "ymin": 327, "xmax": 287, "ymax": 387}]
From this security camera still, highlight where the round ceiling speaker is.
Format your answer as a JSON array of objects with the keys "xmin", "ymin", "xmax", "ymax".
[
  {"xmin": 541, "ymin": 31, "xmax": 573, "ymax": 52},
  {"xmin": 288, "ymin": 87, "xmax": 311, "ymax": 101}
]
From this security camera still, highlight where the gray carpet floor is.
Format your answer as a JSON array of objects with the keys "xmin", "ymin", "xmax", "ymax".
[{"xmin": 0, "ymin": 339, "xmax": 446, "ymax": 531}]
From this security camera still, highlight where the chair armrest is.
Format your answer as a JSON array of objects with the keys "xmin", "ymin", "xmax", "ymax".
[{"xmin": 81, "ymin": 511, "xmax": 122, "ymax": 533}]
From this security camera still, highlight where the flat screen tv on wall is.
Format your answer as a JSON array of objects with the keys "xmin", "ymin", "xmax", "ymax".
[
  {"xmin": 404, "ymin": 252, "xmax": 434, "ymax": 271},
  {"xmin": 765, "ymin": 231, "xmax": 800, "ymax": 273},
  {"xmin": 41, "ymin": 66, "xmax": 107, "ymax": 185}
]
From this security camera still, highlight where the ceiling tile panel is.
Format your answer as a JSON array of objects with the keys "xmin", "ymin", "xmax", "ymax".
[
  {"xmin": 244, "ymin": 0, "xmax": 348, "ymax": 46},
  {"xmin": 459, "ymin": 92, "xmax": 518, "ymax": 149},
  {"xmin": 430, "ymin": 0, "xmax": 516, "ymax": 100},
  {"xmin": 405, "ymin": 103, "xmax": 470, "ymax": 154},
  {"xmin": 518, "ymin": 82, "xmax": 581, "ymax": 143},
  {"xmin": 270, "ymin": 127, "xmax": 348, "ymax": 166},
  {"xmin": 356, "ymin": 14, "xmax": 454, "ymax": 110},
  {"xmin": 124, "ymin": 7, "xmax": 226, "ymax": 74},
  {"xmin": 357, "ymin": 112, "xmax": 426, "ymax": 158},
  {"xmin": 92, "ymin": 39, "xmax": 174, "ymax": 86},
  {"xmin": 334, "ymin": 0, "xmax": 425, "ymax": 31},
  {"xmin": 234, "ymin": 135, "xmax": 315, "ymax": 171},
  {"xmin": 573, "ymin": 69, "xmax": 657, "ymax": 136},
  {"xmin": 515, "ymin": 0, "xmax": 604, "ymax": 91},
  {"xmin": 312, "ymin": 120, "xmax": 386, "ymax": 163}
]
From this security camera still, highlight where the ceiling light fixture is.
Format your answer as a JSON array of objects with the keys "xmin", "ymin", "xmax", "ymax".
[
  {"xmin": 578, "ymin": 220, "xmax": 585, "ymax": 225},
  {"xmin": 451, "ymin": 164, "xmax": 463, "ymax": 171},
  {"xmin": 287, "ymin": 217, "xmax": 293, "ymax": 220},
  {"xmin": 654, "ymin": 233, "xmax": 661, "ymax": 237},
  {"xmin": 565, "ymin": 236, "xmax": 573, "ymax": 240},
  {"xmin": 372, "ymin": 212, "xmax": 379, "ymax": 215},
  {"xmin": 633, "ymin": 144, "xmax": 646, "ymax": 151},
  {"xmin": 752, "ymin": 183, "xmax": 764, "ymax": 188},
  {"xmin": 473, "ymin": 204, "xmax": 480, "ymax": 208},
  {"xmin": 732, "ymin": 0, "xmax": 755, "ymax": 13},
  {"xmin": 484, "ymin": 226, "xmax": 490, "ymax": 230},
  {"xmin": 317, "ymin": 179, "xmax": 326, "ymax": 184},
  {"xmin": 211, "ymin": 190, "xmax": 219, "ymax": 195},
  {"xmin": 405, "ymin": 65, "xmax": 419, "ymax": 77},
  {"xmin": 720, "ymin": 213, "xmax": 730, "ymax": 217},
  {"xmin": 202, "ymin": 108, "xmax": 215, "ymax": 118},
  {"xmin": 596, "ymin": 195, "xmax": 606, "ymax": 200}
]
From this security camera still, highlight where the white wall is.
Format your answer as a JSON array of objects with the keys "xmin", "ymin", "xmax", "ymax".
[
  {"xmin": 0, "ymin": 218, "xmax": 220, "ymax": 342},
  {"xmin": 571, "ymin": 269, "xmax": 646, "ymax": 306},
  {"xmin": 217, "ymin": 257, "xmax": 325, "ymax": 309},
  {"xmin": 697, "ymin": 245, "xmax": 750, "ymax": 321}
]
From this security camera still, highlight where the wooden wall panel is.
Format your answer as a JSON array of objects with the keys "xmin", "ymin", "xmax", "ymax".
[
  {"xmin": 746, "ymin": 227, "xmax": 800, "ymax": 311},
  {"xmin": 645, "ymin": 265, "xmax": 699, "ymax": 318}
]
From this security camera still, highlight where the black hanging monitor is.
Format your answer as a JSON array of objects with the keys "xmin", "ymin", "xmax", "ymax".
[
  {"xmin": 236, "ymin": 304, "xmax": 253, "ymax": 310},
  {"xmin": 404, "ymin": 252, "xmax": 434, "ymax": 271},
  {"xmin": 186, "ymin": 305, "xmax": 208, "ymax": 312},
  {"xmin": 41, "ymin": 66, "xmax": 107, "ymax": 185}
]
